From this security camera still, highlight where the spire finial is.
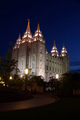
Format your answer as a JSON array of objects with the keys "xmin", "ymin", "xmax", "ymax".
[
  {"xmin": 53, "ymin": 40, "xmax": 56, "ymax": 47},
  {"xmin": 26, "ymin": 19, "xmax": 30, "ymax": 33},
  {"xmin": 27, "ymin": 19, "xmax": 30, "ymax": 22},
  {"xmin": 63, "ymin": 43, "xmax": 65, "ymax": 48}
]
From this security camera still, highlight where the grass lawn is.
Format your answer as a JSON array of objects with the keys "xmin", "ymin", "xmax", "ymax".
[{"xmin": 0, "ymin": 97, "xmax": 80, "ymax": 120}]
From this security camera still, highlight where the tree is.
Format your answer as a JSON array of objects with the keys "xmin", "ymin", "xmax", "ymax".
[
  {"xmin": 60, "ymin": 72, "xmax": 80, "ymax": 93},
  {"xmin": 27, "ymin": 75, "xmax": 44, "ymax": 89},
  {"xmin": 0, "ymin": 47, "xmax": 18, "ymax": 86},
  {"xmin": 8, "ymin": 74, "xmax": 24, "ymax": 89},
  {"xmin": 34, "ymin": 76, "xmax": 44, "ymax": 87}
]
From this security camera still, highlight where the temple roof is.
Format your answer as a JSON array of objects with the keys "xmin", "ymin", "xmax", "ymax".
[
  {"xmin": 33, "ymin": 23, "xmax": 45, "ymax": 43},
  {"xmin": 13, "ymin": 34, "xmax": 21, "ymax": 49},
  {"xmin": 51, "ymin": 40, "xmax": 59, "ymax": 57},
  {"xmin": 61, "ymin": 43, "xmax": 68, "ymax": 57},
  {"xmin": 37, "ymin": 23, "xmax": 40, "ymax": 31},
  {"xmin": 26, "ymin": 19, "xmax": 31, "ymax": 33},
  {"xmin": 22, "ymin": 19, "xmax": 32, "ymax": 41}
]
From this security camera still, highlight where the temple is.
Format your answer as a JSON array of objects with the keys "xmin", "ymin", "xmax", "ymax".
[{"xmin": 12, "ymin": 20, "xmax": 69, "ymax": 82}]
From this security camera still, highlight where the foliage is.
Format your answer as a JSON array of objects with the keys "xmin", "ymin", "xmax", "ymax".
[
  {"xmin": 34, "ymin": 76, "xmax": 44, "ymax": 87},
  {"xmin": 60, "ymin": 72, "xmax": 80, "ymax": 92},
  {"xmin": 8, "ymin": 74, "xmax": 24, "ymax": 87},
  {"xmin": 27, "ymin": 75, "xmax": 44, "ymax": 87},
  {"xmin": 0, "ymin": 43, "xmax": 18, "ymax": 85},
  {"xmin": 27, "ymin": 75, "xmax": 34, "ymax": 87}
]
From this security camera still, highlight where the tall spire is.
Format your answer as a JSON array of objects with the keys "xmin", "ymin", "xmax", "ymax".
[
  {"xmin": 18, "ymin": 33, "xmax": 21, "ymax": 39},
  {"xmin": 53, "ymin": 40, "xmax": 56, "ymax": 47},
  {"xmin": 63, "ymin": 43, "xmax": 65, "ymax": 48},
  {"xmin": 26, "ymin": 19, "xmax": 30, "ymax": 33},
  {"xmin": 61, "ymin": 43, "xmax": 68, "ymax": 57},
  {"xmin": 51, "ymin": 40, "xmax": 59, "ymax": 57},
  {"xmin": 22, "ymin": 19, "xmax": 32, "ymax": 41},
  {"xmin": 33, "ymin": 23, "xmax": 45, "ymax": 43},
  {"xmin": 13, "ymin": 34, "xmax": 21, "ymax": 49},
  {"xmin": 37, "ymin": 23, "xmax": 40, "ymax": 31}
]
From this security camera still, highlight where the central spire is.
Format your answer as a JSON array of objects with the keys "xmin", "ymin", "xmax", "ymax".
[
  {"xmin": 18, "ymin": 33, "xmax": 21, "ymax": 39},
  {"xmin": 22, "ymin": 19, "xmax": 32, "ymax": 41},
  {"xmin": 26, "ymin": 19, "xmax": 30, "ymax": 33},
  {"xmin": 37, "ymin": 23, "xmax": 40, "ymax": 31},
  {"xmin": 53, "ymin": 40, "xmax": 56, "ymax": 47}
]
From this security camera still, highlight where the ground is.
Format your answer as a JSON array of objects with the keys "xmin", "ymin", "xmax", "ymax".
[{"xmin": 0, "ymin": 94, "xmax": 80, "ymax": 120}]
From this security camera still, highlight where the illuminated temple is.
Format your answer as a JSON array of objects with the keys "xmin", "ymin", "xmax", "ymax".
[{"xmin": 12, "ymin": 20, "xmax": 69, "ymax": 81}]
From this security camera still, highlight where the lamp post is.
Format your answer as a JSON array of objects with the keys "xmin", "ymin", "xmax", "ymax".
[
  {"xmin": 25, "ymin": 67, "xmax": 29, "ymax": 91},
  {"xmin": 56, "ymin": 74, "xmax": 59, "ymax": 95}
]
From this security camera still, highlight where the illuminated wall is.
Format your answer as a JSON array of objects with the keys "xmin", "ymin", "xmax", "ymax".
[{"xmin": 12, "ymin": 20, "xmax": 69, "ymax": 81}]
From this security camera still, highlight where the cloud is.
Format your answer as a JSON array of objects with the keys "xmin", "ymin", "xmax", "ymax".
[{"xmin": 70, "ymin": 61, "xmax": 80, "ymax": 66}]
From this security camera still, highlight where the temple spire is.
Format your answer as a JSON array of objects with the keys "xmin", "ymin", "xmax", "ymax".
[
  {"xmin": 61, "ymin": 43, "xmax": 68, "ymax": 57},
  {"xmin": 37, "ymin": 23, "xmax": 40, "ymax": 31},
  {"xmin": 63, "ymin": 43, "xmax": 65, "ymax": 48},
  {"xmin": 26, "ymin": 19, "xmax": 30, "ymax": 33},
  {"xmin": 51, "ymin": 40, "xmax": 59, "ymax": 57},
  {"xmin": 13, "ymin": 34, "xmax": 21, "ymax": 49},
  {"xmin": 18, "ymin": 33, "xmax": 21, "ymax": 39},
  {"xmin": 53, "ymin": 40, "xmax": 56, "ymax": 47}
]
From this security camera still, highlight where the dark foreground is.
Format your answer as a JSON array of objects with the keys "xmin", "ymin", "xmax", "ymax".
[
  {"xmin": 0, "ymin": 92, "xmax": 33, "ymax": 102},
  {"xmin": 0, "ymin": 96, "xmax": 80, "ymax": 120}
]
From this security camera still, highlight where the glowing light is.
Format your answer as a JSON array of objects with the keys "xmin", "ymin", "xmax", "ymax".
[
  {"xmin": 22, "ymin": 40, "xmax": 25, "ymax": 43},
  {"xmin": 0, "ymin": 81, "xmax": 4, "ymax": 84},
  {"xmin": 62, "ymin": 54, "xmax": 64, "ymax": 56},
  {"xmin": 35, "ymin": 33, "xmax": 38, "ymax": 36},
  {"xmin": 51, "ymin": 50, "xmax": 55, "ymax": 52},
  {"xmin": 20, "ymin": 74, "xmax": 23, "ymax": 78},
  {"xmin": 34, "ymin": 38, "xmax": 36, "ymax": 41},
  {"xmin": 3, "ymin": 84, "xmax": 5, "ymax": 86},
  {"xmin": 36, "ymin": 30, "xmax": 40, "ymax": 32},
  {"xmin": 56, "ymin": 74, "xmax": 59, "ymax": 79},
  {"xmin": 62, "ymin": 50, "xmax": 64, "ymax": 53},
  {"xmin": 10, "ymin": 76, "xmax": 12, "ymax": 80},
  {"xmin": 29, "ymin": 40, "xmax": 31, "ymax": 43},
  {"xmin": 25, "ymin": 68, "xmax": 29, "ymax": 75},
  {"xmin": 0, "ymin": 77, "xmax": 1, "ymax": 80}
]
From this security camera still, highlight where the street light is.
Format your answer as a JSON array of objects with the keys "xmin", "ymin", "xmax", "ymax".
[
  {"xmin": 9, "ymin": 76, "xmax": 12, "ymax": 80},
  {"xmin": 25, "ymin": 67, "xmax": 29, "ymax": 91},
  {"xmin": 56, "ymin": 74, "xmax": 59, "ymax": 79},
  {"xmin": 25, "ymin": 68, "xmax": 29, "ymax": 75}
]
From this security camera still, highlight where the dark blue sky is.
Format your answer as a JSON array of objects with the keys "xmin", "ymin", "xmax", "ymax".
[{"xmin": 0, "ymin": 0, "xmax": 80, "ymax": 70}]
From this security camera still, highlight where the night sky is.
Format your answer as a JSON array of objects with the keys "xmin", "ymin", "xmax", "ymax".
[{"xmin": 0, "ymin": 0, "xmax": 80, "ymax": 71}]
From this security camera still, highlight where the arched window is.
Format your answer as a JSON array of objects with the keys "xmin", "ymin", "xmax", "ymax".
[
  {"xmin": 40, "ymin": 54, "xmax": 42, "ymax": 61},
  {"xmin": 33, "ymin": 55, "xmax": 35, "ymax": 61},
  {"xmin": 40, "ymin": 62, "xmax": 42, "ymax": 68},
  {"xmin": 33, "ymin": 62, "xmax": 35, "ymax": 68},
  {"xmin": 33, "ymin": 47, "xmax": 36, "ymax": 53}
]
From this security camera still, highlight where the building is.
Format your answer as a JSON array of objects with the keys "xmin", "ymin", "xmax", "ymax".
[{"xmin": 12, "ymin": 20, "xmax": 69, "ymax": 82}]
